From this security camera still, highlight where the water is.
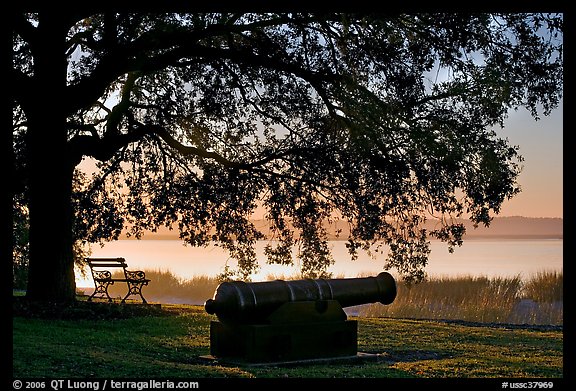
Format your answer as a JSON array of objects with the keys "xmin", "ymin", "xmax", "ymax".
[{"xmin": 76, "ymin": 239, "xmax": 563, "ymax": 288}]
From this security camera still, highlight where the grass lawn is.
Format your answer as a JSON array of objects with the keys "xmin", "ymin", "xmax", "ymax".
[{"xmin": 12, "ymin": 299, "xmax": 563, "ymax": 382}]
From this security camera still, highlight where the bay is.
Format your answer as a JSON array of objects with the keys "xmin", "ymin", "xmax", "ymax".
[{"xmin": 76, "ymin": 239, "xmax": 563, "ymax": 288}]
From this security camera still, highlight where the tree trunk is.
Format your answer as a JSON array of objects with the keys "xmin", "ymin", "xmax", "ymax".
[
  {"xmin": 6, "ymin": 35, "xmax": 15, "ymax": 289},
  {"xmin": 24, "ymin": 12, "xmax": 77, "ymax": 302},
  {"xmin": 25, "ymin": 152, "xmax": 77, "ymax": 302}
]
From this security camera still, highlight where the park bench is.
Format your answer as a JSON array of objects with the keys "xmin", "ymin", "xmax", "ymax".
[{"xmin": 86, "ymin": 257, "xmax": 151, "ymax": 304}]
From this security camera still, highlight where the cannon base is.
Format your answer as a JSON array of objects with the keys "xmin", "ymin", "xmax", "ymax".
[
  {"xmin": 200, "ymin": 351, "xmax": 381, "ymax": 367},
  {"xmin": 209, "ymin": 319, "xmax": 358, "ymax": 363}
]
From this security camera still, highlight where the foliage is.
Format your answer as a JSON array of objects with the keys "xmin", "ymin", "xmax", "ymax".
[{"xmin": 12, "ymin": 12, "xmax": 563, "ymax": 288}]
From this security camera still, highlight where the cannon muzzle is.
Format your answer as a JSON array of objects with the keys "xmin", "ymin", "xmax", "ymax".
[{"xmin": 204, "ymin": 271, "xmax": 396, "ymax": 324}]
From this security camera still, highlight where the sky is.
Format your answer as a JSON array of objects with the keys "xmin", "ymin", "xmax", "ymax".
[{"xmin": 494, "ymin": 102, "xmax": 563, "ymax": 218}]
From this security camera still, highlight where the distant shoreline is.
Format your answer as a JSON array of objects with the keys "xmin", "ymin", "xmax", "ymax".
[
  {"xmin": 457, "ymin": 234, "xmax": 563, "ymax": 240},
  {"xmin": 119, "ymin": 216, "xmax": 563, "ymax": 241},
  {"xmin": 119, "ymin": 234, "xmax": 563, "ymax": 241}
]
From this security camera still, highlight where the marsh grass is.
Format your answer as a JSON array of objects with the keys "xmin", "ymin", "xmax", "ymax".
[
  {"xmin": 522, "ymin": 270, "xmax": 563, "ymax": 302},
  {"xmin": 359, "ymin": 271, "xmax": 563, "ymax": 325},
  {"xmin": 94, "ymin": 269, "xmax": 562, "ymax": 325},
  {"xmin": 104, "ymin": 269, "xmax": 220, "ymax": 304}
]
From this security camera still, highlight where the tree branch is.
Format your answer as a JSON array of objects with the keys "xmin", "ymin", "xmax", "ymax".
[
  {"xmin": 135, "ymin": 122, "xmax": 243, "ymax": 169},
  {"xmin": 67, "ymin": 131, "xmax": 144, "ymax": 165},
  {"xmin": 64, "ymin": 15, "xmax": 342, "ymax": 115}
]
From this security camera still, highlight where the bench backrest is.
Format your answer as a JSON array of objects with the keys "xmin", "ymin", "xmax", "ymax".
[
  {"xmin": 86, "ymin": 257, "xmax": 128, "ymax": 269},
  {"xmin": 86, "ymin": 257, "xmax": 129, "ymax": 279}
]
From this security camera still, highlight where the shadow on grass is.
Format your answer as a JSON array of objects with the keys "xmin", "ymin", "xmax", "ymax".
[{"xmin": 12, "ymin": 295, "xmax": 175, "ymax": 320}]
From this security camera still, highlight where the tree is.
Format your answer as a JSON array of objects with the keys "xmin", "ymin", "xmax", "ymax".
[{"xmin": 11, "ymin": 11, "xmax": 563, "ymax": 302}]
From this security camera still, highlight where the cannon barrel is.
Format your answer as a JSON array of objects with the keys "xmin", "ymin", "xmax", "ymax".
[{"xmin": 204, "ymin": 272, "xmax": 396, "ymax": 324}]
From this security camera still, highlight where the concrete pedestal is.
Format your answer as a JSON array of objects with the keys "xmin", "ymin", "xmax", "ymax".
[{"xmin": 209, "ymin": 319, "xmax": 358, "ymax": 363}]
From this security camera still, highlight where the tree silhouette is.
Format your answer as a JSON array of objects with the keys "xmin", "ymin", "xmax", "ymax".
[{"xmin": 11, "ymin": 12, "xmax": 563, "ymax": 302}]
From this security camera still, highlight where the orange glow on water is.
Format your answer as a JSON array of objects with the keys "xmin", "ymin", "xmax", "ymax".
[{"xmin": 76, "ymin": 239, "xmax": 563, "ymax": 289}]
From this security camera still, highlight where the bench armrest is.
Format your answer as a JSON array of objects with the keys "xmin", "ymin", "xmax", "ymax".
[
  {"xmin": 125, "ymin": 270, "xmax": 149, "ymax": 282},
  {"xmin": 92, "ymin": 270, "xmax": 112, "ymax": 280}
]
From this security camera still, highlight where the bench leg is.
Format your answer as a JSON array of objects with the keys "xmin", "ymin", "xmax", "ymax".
[
  {"xmin": 89, "ymin": 281, "xmax": 114, "ymax": 302},
  {"xmin": 122, "ymin": 281, "xmax": 149, "ymax": 304},
  {"xmin": 122, "ymin": 291, "xmax": 147, "ymax": 304},
  {"xmin": 87, "ymin": 292, "xmax": 96, "ymax": 302}
]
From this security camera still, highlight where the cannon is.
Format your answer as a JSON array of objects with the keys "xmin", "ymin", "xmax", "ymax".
[
  {"xmin": 205, "ymin": 272, "xmax": 396, "ymax": 324},
  {"xmin": 204, "ymin": 272, "xmax": 397, "ymax": 363}
]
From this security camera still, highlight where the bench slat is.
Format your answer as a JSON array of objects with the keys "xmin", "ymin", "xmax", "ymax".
[
  {"xmin": 94, "ymin": 278, "xmax": 151, "ymax": 282},
  {"xmin": 87, "ymin": 258, "xmax": 127, "ymax": 268},
  {"xmin": 88, "ymin": 263, "xmax": 127, "ymax": 268},
  {"xmin": 87, "ymin": 258, "xmax": 125, "ymax": 261},
  {"xmin": 87, "ymin": 258, "xmax": 126, "ymax": 262}
]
